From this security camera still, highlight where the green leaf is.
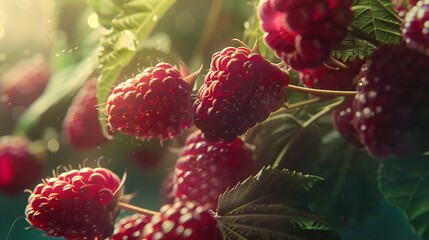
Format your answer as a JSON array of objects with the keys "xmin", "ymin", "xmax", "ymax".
[
  {"xmin": 310, "ymin": 131, "xmax": 380, "ymax": 228},
  {"xmin": 379, "ymin": 156, "xmax": 429, "ymax": 239},
  {"xmin": 96, "ymin": 0, "xmax": 177, "ymax": 137},
  {"xmin": 333, "ymin": 0, "xmax": 401, "ymax": 60},
  {"xmin": 88, "ymin": 0, "xmax": 121, "ymax": 29},
  {"xmin": 14, "ymin": 49, "xmax": 98, "ymax": 135},
  {"xmin": 216, "ymin": 168, "xmax": 339, "ymax": 240}
]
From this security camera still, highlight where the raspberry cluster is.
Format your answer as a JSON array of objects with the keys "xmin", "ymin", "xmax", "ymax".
[
  {"xmin": 25, "ymin": 167, "xmax": 121, "ymax": 239},
  {"xmin": 174, "ymin": 130, "xmax": 255, "ymax": 210},
  {"xmin": 402, "ymin": 0, "xmax": 429, "ymax": 54},
  {"xmin": 63, "ymin": 79, "xmax": 107, "ymax": 149},
  {"xmin": 332, "ymin": 98, "xmax": 363, "ymax": 148},
  {"xmin": 258, "ymin": 0, "xmax": 353, "ymax": 69},
  {"xmin": 106, "ymin": 63, "xmax": 193, "ymax": 140},
  {"xmin": 0, "ymin": 135, "xmax": 44, "ymax": 195},
  {"xmin": 194, "ymin": 46, "xmax": 289, "ymax": 142},
  {"xmin": 353, "ymin": 45, "xmax": 429, "ymax": 158}
]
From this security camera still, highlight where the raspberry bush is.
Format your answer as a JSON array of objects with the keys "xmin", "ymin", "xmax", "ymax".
[{"xmin": 0, "ymin": 0, "xmax": 428, "ymax": 240}]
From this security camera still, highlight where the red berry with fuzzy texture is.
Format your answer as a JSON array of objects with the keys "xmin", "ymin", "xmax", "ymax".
[
  {"xmin": 403, "ymin": 0, "xmax": 429, "ymax": 54},
  {"xmin": 174, "ymin": 131, "xmax": 255, "ymax": 210},
  {"xmin": 25, "ymin": 167, "xmax": 121, "ymax": 239},
  {"xmin": 142, "ymin": 201, "xmax": 223, "ymax": 240},
  {"xmin": 106, "ymin": 63, "xmax": 193, "ymax": 140},
  {"xmin": 63, "ymin": 79, "xmax": 107, "ymax": 149},
  {"xmin": 332, "ymin": 98, "xmax": 363, "ymax": 147},
  {"xmin": 300, "ymin": 57, "xmax": 365, "ymax": 91},
  {"xmin": 353, "ymin": 45, "xmax": 429, "ymax": 158},
  {"xmin": 0, "ymin": 57, "xmax": 50, "ymax": 116},
  {"xmin": 112, "ymin": 214, "xmax": 150, "ymax": 240},
  {"xmin": 0, "ymin": 136, "xmax": 44, "ymax": 195},
  {"xmin": 258, "ymin": 0, "xmax": 353, "ymax": 70},
  {"xmin": 194, "ymin": 46, "xmax": 289, "ymax": 142}
]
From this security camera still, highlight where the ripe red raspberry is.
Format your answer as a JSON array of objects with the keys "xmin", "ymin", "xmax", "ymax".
[
  {"xmin": 194, "ymin": 46, "xmax": 289, "ymax": 142},
  {"xmin": 62, "ymin": 79, "xmax": 107, "ymax": 149},
  {"xmin": 174, "ymin": 131, "xmax": 255, "ymax": 210},
  {"xmin": 402, "ymin": 0, "xmax": 429, "ymax": 54},
  {"xmin": 25, "ymin": 167, "xmax": 121, "ymax": 239},
  {"xmin": 332, "ymin": 98, "xmax": 363, "ymax": 148},
  {"xmin": 142, "ymin": 201, "xmax": 223, "ymax": 240},
  {"xmin": 353, "ymin": 45, "xmax": 429, "ymax": 158},
  {"xmin": 299, "ymin": 57, "xmax": 365, "ymax": 92},
  {"xmin": 112, "ymin": 214, "xmax": 150, "ymax": 240},
  {"xmin": 258, "ymin": 0, "xmax": 353, "ymax": 70},
  {"xmin": 0, "ymin": 57, "xmax": 50, "ymax": 117},
  {"xmin": 0, "ymin": 136, "xmax": 44, "ymax": 195},
  {"xmin": 105, "ymin": 63, "xmax": 194, "ymax": 140}
]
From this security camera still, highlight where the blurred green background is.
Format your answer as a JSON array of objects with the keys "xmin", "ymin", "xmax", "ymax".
[{"xmin": 0, "ymin": 0, "xmax": 422, "ymax": 239}]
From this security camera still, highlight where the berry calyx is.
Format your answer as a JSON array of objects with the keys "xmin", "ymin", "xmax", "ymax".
[
  {"xmin": 105, "ymin": 62, "xmax": 195, "ymax": 140},
  {"xmin": 174, "ymin": 130, "xmax": 256, "ymax": 210},
  {"xmin": 0, "ymin": 135, "xmax": 45, "ymax": 195},
  {"xmin": 353, "ymin": 45, "xmax": 429, "ymax": 158},
  {"xmin": 63, "ymin": 78, "xmax": 107, "ymax": 149},
  {"xmin": 194, "ymin": 45, "xmax": 289, "ymax": 142},
  {"xmin": 25, "ymin": 167, "xmax": 122, "ymax": 239},
  {"xmin": 142, "ymin": 201, "xmax": 223, "ymax": 240}
]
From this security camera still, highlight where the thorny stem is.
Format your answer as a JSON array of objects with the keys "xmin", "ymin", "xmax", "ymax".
[
  {"xmin": 272, "ymin": 98, "xmax": 345, "ymax": 168},
  {"xmin": 117, "ymin": 202, "xmax": 158, "ymax": 216},
  {"xmin": 190, "ymin": 0, "xmax": 224, "ymax": 66},
  {"xmin": 287, "ymin": 84, "xmax": 357, "ymax": 97}
]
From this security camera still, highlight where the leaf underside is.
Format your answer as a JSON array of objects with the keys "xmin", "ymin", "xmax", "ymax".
[{"xmin": 379, "ymin": 156, "xmax": 429, "ymax": 239}]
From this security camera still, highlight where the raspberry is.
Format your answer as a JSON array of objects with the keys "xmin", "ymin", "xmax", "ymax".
[
  {"xmin": 299, "ymin": 57, "xmax": 365, "ymax": 91},
  {"xmin": 258, "ymin": 0, "xmax": 353, "ymax": 70},
  {"xmin": 25, "ymin": 167, "xmax": 121, "ymax": 239},
  {"xmin": 174, "ymin": 131, "xmax": 255, "ymax": 210},
  {"xmin": 130, "ymin": 148, "xmax": 161, "ymax": 170},
  {"xmin": 62, "ymin": 79, "xmax": 107, "ymax": 149},
  {"xmin": 194, "ymin": 46, "xmax": 289, "ymax": 142},
  {"xmin": 0, "ymin": 135, "xmax": 44, "ymax": 195},
  {"xmin": 105, "ymin": 63, "xmax": 193, "ymax": 140},
  {"xmin": 0, "ymin": 57, "xmax": 50, "ymax": 117},
  {"xmin": 353, "ymin": 45, "xmax": 429, "ymax": 158},
  {"xmin": 112, "ymin": 214, "xmax": 150, "ymax": 240},
  {"xmin": 141, "ymin": 201, "xmax": 223, "ymax": 240},
  {"xmin": 402, "ymin": 0, "xmax": 429, "ymax": 54},
  {"xmin": 161, "ymin": 171, "xmax": 176, "ymax": 205},
  {"xmin": 332, "ymin": 98, "xmax": 363, "ymax": 147}
]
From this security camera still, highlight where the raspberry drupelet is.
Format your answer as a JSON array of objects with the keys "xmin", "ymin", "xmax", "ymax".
[
  {"xmin": 25, "ymin": 167, "xmax": 121, "ymax": 239},
  {"xmin": 174, "ymin": 130, "xmax": 256, "ymax": 210},
  {"xmin": 142, "ymin": 201, "xmax": 223, "ymax": 240},
  {"xmin": 63, "ymin": 78, "xmax": 107, "ymax": 149},
  {"xmin": 258, "ymin": 0, "xmax": 353, "ymax": 70},
  {"xmin": 105, "ymin": 62, "xmax": 194, "ymax": 140},
  {"xmin": 194, "ymin": 45, "xmax": 289, "ymax": 142},
  {"xmin": 353, "ymin": 45, "xmax": 429, "ymax": 158},
  {"xmin": 0, "ymin": 135, "xmax": 44, "ymax": 195},
  {"xmin": 112, "ymin": 213, "xmax": 151, "ymax": 240}
]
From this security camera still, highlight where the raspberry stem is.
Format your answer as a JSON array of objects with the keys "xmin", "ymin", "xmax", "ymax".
[
  {"xmin": 283, "ymin": 97, "xmax": 325, "ymax": 110},
  {"xmin": 287, "ymin": 84, "xmax": 356, "ymax": 97},
  {"xmin": 117, "ymin": 202, "xmax": 158, "ymax": 216},
  {"xmin": 272, "ymin": 98, "xmax": 345, "ymax": 168}
]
